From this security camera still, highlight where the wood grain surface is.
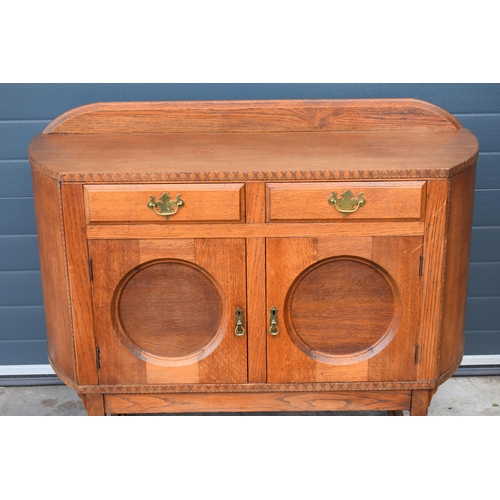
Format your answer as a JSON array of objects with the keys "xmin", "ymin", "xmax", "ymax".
[
  {"xmin": 86, "ymin": 221, "xmax": 425, "ymax": 240},
  {"xmin": 266, "ymin": 238, "xmax": 318, "ymax": 383},
  {"xmin": 267, "ymin": 181, "xmax": 425, "ymax": 221},
  {"xmin": 104, "ymin": 390, "xmax": 412, "ymax": 414},
  {"xmin": 196, "ymin": 239, "xmax": 247, "ymax": 384},
  {"xmin": 267, "ymin": 235, "xmax": 423, "ymax": 381},
  {"xmin": 410, "ymin": 390, "xmax": 431, "ymax": 416},
  {"xmin": 31, "ymin": 170, "xmax": 75, "ymax": 381},
  {"xmin": 89, "ymin": 238, "xmax": 247, "ymax": 384},
  {"xmin": 416, "ymin": 180, "xmax": 449, "ymax": 381},
  {"xmin": 83, "ymin": 394, "xmax": 105, "ymax": 416},
  {"xmin": 246, "ymin": 238, "xmax": 267, "ymax": 382},
  {"xmin": 439, "ymin": 164, "xmax": 476, "ymax": 378},
  {"xmin": 117, "ymin": 261, "xmax": 223, "ymax": 358},
  {"xmin": 84, "ymin": 183, "xmax": 244, "ymax": 223},
  {"xmin": 43, "ymin": 99, "xmax": 462, "ymax": 134},
  {"xmin": 29, "ymin": 99, "xmax": 476, "ymax": 416},
  {"xmin": 367, "ymin": 236, "xmax": 423, "ymax": 382},
  {"xmin": 61, "ymin": 184, "xmax": 98, "ymax": 385},
  {"xmin": 287, "ymin": 258, "xmax": 396, "ymax": 356},
  {"xmin": 29, "ymin": 128, "xmax": 478, "ymax": 182},
  {"xmin": 90, "ymin": 239, "xmax": 147, "ymax": 385}
]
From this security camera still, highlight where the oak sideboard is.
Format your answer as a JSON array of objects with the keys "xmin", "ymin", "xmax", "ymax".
[{"xmin": 28, "ymin": 99, "xmax": 478, "ymax": 415}]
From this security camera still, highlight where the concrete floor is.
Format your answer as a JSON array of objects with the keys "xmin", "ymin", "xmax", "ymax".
[{"xmin": 0, "ymin": 376, "xmax": 499, "ymax": 415}]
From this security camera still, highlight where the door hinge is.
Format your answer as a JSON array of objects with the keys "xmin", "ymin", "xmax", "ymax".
[
  {"xmin": 88, "ymin": 259, "xmax": 93, "ymax": 281},
  {"xmin": 414, "ymin": 343, "xmax": 419, "ymax": 364},
  {"xmin": 419, "ymin": 254, "xmax": 424, "ymax": 276},
  {"xmin": 96, "ymin": 346, "xmax": 100, "ymax": 370}
]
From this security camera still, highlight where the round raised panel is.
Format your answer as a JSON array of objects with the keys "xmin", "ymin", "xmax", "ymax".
[
  {"xmin": 285, "ymin": 257, "xmax": 400, "ymax": 363},
  {"xmin": 113, "ymin": 260, "xmax": 224, "ymax": 363}
]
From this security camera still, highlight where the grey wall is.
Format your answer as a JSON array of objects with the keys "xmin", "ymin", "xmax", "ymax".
[{"xmin": 1, "ymin": 84, "xmax": 499, "ymax": 365}]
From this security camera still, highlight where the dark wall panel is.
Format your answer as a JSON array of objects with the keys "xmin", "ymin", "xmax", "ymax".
[
  {"xmin": 472, "ymin": 190, "xmax": 500, "ymax": 227},
  {"xmin": 0, "ymin": 122, "xmax": 49, "ymax": 160},
  {"xmin": 2, "ymin": 84, "xmax": 500, "ymax": 118},
  {"xmin": 0, "ymin": 161, "xmax": 34, "ymax": 197},
  {"xmin": 476, "ymin": 154, "xmax": 500, "ymax": 189},
  {"xmin": 0, "ymin": 236, "xmax": 40, "ymax": 270},
  {"xmin": 470, "ymin": 228, "xmax": 500, "ymax": 262},
  {"xmin": 0, "ymin": 307, "xmax": 46, "ymax": 341},
  {"xmin": 0, "ymin": 198, "xmax": 37, "ymax": 235},
  {"xmin": 467, "ymin": 263, "xmax": 500, "ymax": 297},
  {"xmin": 465, "ymin": 331, "xmax": 500, "ymax": 356},
  {"xmin": 465, "ymin": 298, "xmax": 500, "ymax": 331},
  {"xmin": 0, "ymin": 271, "xmax": 43, "ymax": 306},
  {"xmin": 0, "ymin": 340, "xmax": 48, "ymax": 365}
]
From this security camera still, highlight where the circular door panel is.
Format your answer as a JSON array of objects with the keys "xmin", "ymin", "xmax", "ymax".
[
  {"xmin": 285, "ymin": 257, "xmax": 401, "ymax": 364},
  {"xmin": 112, "ymin": 259, "xmax": 224, "ymax": 364}
]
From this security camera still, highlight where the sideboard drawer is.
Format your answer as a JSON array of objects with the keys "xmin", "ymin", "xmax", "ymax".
[
  {"xmin": 84, "ymin": 183, "xmax": 245, "ymax": 223},
  {"xmin": 266, "ymin": 181, "xmax": 426, "ymax": 222}
]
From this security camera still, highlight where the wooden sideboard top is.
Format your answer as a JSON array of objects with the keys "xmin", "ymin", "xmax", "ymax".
[{"xmin": 28, "ymin": 99, "xmax": 479, "ymax": 182}]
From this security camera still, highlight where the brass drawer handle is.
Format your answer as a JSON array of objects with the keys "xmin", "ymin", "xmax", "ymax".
[
  {"xmin": 328, "ymin": 189, "xmax": 366, "ymax": 218},
  {"xmin": 235, "ymin": 307, "xmax": 245, "ymax": 336},
  {"xmin": 148, "ymin": 192, "xmax": 184, "ymax": 220},
  {"xmin": 269, "ymin": 307, "xmax": 279, "ymax": 336}
]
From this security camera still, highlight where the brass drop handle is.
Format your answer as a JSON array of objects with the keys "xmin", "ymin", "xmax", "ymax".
[
  {"xmin": 148, "ymin": 192, "xmax": 185, "ymax": 220},
  {"xmin": 235, "ymin": 307, "xmax": 245, "ymax": 336},
  {"xmin": 328, "ymin": 189, "xmax": 366, "ymax": 218},
  {"xmin": 269, "ymin": 307, "xmax": 279, "ymax": 336}
]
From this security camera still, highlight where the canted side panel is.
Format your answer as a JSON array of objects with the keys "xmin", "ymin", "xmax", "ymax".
[
  {"xmin": 417, "ymin": 180, "xmax": 449, "ymax": 381},
  {"xmin": 439, "ymin": 164, "xmax": 477, "ymax": 380},
  {"xmin": 31, "ymin": 170, "xmax": 76, "ymax": 381}
]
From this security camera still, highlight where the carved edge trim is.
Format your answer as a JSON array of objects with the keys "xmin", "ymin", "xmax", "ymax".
[
  {"xmin": 55, "ymin": 159, "xmax": 476, "ymax": 184},
  {"xmin": 76, "ymin": 380, "xmax": 436, "ymax": 395},
  {"xmin": 60, "ymin": 169, "xmax": 449, "ymax": 182}
]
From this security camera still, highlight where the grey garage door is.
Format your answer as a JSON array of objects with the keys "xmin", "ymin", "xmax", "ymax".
[{"xmin": 0, "ymin": 83, "xmax": 499, "ymax": 367}]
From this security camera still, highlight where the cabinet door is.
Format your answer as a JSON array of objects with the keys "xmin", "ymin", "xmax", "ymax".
[
  {"xmin": 89, "ymin": 238, "xmax": 247, "ymax": 386},
  {"xmin": 266, "ymin": 235, "xmax": 423, "ymax": 383}
]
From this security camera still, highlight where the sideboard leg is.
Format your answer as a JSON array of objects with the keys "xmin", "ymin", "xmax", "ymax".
[
  {"xmin": 387, "ymin": 410, "xmax": 405, "ymax": 416},
  {"xmin": 410, "ymin": 390, "xmax": 431, "ymax": 416},
  {"xmin": 81, "ymin": 394, "xmax": 106, "ymax": 416}
]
